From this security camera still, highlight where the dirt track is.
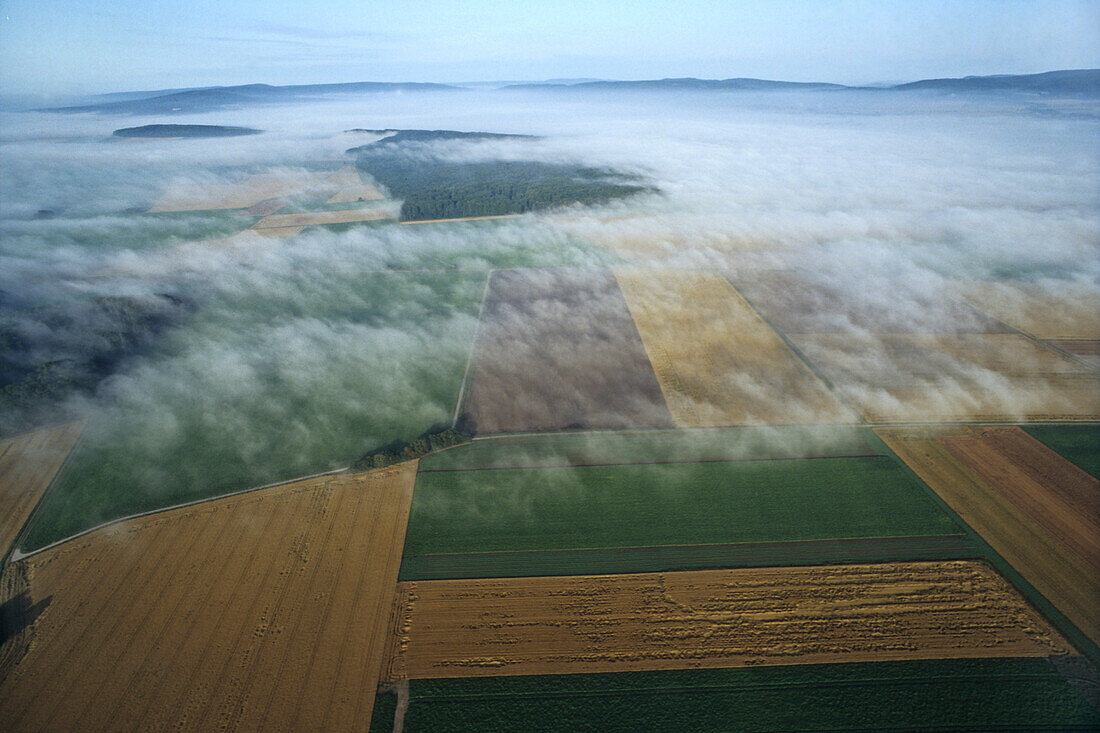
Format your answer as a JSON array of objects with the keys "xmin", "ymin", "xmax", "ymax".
[
  {"xmin": 616, "ymin": 270, "xmax": 854, "ymax": 426},
  {"xmin": 0, "ymin": 422, "xmax": 83, "ymax": 558},
  {"xmin": 878, "ymin": 427, "xmax": 1100, "ymax": 646},
  {"xmin": 253, "ymin": 207, "xmax": 391, "ymax": 229},
  {"xmin": 382, "ymin": 561, "xmax": 1071, "ymax": 680},
  {"xmin": 0, "ymin": 463, "xmax": 416, "ymax": 732}
]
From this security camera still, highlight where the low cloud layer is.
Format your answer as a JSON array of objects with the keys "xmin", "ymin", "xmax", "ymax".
[{"xmin": 2, "ymin": 87, "xmax": 1097, "ymax": 541}]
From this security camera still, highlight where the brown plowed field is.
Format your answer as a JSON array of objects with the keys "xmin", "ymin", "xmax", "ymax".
[
  {"xmin": 0, "ymin": 422, "xmax": 83, "ymax": 557},
  {"xmin": 954, "ymin": 281, "xmax": 1100, "ymax": 340},
  {"xmin": 0, "ymin": 462, "xmax": 417, "ymax": 732},
  {"xmin": 877, "ymin": 428, "xmax": 1100, "ymax": 646},
  {"xmin": 732, "ymin": 271, "xmax": 1010, "ymax": 335},
  {"xmin": 793, "ymin": 334, "xmax": 1100, "ymax": 422},
  {"xmin": 381, "ymin": 561, "xmax": 1070, "ymax": 680},
  {"xmin": 615, "ymin": 270, "xmax": 855, "ymax": 426},
  {"xmin": 253, "ymin": 207, "xmax": 391, "ymax": 229},
  {"xmin": 941, "ymin": 427, "xmax": 1099, "ymax": 577},
  {"xmin": 463, "ymin": 269, "xmax": 674, "ymax": 433}
]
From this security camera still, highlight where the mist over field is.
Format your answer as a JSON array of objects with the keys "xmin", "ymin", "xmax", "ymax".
[{"xmin": 2, "ymin": 86, "xmax": 1098, "ymax": 542}]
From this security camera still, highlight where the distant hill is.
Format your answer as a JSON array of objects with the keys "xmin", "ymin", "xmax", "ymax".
[
  {"xmin": 892, "ymin": 69, "xmax": 1100, "ymax": 94},
  {"xmin": 113, "ymin": 124, "xmax": 262, "ymax": 138},
  {"xmin": 45, "ymin": 70, "xmax": 1100, "ymax": 115},
  {"xmin": 49, "ymin": 81, "xmax": 462, "ymax": 115},
  {"xmin": 505, "ymin": 77, "xmax": 847, "ymax": 92},
  {"xmin": 505, "ymin": 70, "xmax": 1100, "ymax": 95}
]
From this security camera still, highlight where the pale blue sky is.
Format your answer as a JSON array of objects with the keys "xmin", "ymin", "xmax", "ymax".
[{"xmin": 1, "ymin": 0, "xmax": 1098, "ymax": 96}]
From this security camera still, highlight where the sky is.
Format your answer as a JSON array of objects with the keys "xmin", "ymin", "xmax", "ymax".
[{"xmin": 0, "ymin": 0, "xmax": 1098, "ymax": 97}]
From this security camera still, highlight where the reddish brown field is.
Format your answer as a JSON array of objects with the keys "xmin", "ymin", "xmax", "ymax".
[
  {"xmin": 463, "ymin": 269, "xmax": 673, "ymax": 433},
  {"xmin": 382, "ymin": 562, "xmax": 1071, "ymax": 680},
  {"xmin": 0, "ymin": 463, "xmax": 416, "ymax": 732},
  {"xmin": 732, "ymin": 271, "xmax": 1010, "ymax": 335},
  {"xmin": 878, "ymin": 427, "xmax": 1100, "ymax": 646},
  {"xmin": 0, "ymin": 422, "xmax": 83, "ymax": 558}
]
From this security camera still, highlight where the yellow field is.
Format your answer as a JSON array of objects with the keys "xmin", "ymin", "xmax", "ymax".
[
  {"xmin": 148, "ymin": 171, "xmax": 333, "ymax": 212},
  {"xmin": 792, "ymin": 333, "xmax": 1100, "ymax": 423},
  {"xmin": 382, "ymin": 561, "xmax": 1071, "ymax": 680},
  {"xmin": 953, "ymin": 281, "xmax": 1100, "ymax": 340},
  {"xmin": 0, "ymin": 422, "xmax": 83, "ymax": 558},
  {"xmin": 877, "ymin": 428, "xmax": 1100, "ymax": 646},
  {"xmin": 253, "ymin": 207, "xmax": 391, "ymax": 230},
  {"xmin": 0, "ymin": 463, "xmax": 417, "ymax": 732},
  {"xmin": 324, "ymin": 166, "xmax": 384, "ymax": 203},
  {"xmin": 615, "ymin": 270, "xmax": 855, "ymax": 426}
]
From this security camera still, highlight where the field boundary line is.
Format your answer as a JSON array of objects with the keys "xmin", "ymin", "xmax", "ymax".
[
  {"xmin": 722, "ymin": 274, "xmax": 866, "ymax": 423},
  {"xmin": 405, "ymin": 534, "xmax": 972, "ymax": 561},
  {"xmin": 401, "ymin": 214, "xmax": 521, "ymax": 225},
  {"xmin": 420, "ymin": 451, "xmax": 883, "ymax": 473},
  {"xmin": 5, "ymin": 421, "xmax": 87, "ymax": 565},
  {"xmin": 9, "ymin": 466, "xmax": 348, "ymax": 563},
  {"xmin": 451, "ymin": 269, "xmax": 495, "ymax": 427}
]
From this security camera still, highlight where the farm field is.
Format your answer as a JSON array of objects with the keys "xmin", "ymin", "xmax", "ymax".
[
  {"xmin": 1044, "ymin": 339, "xmax": 1100, "ymax": 370},
  {"xmin": 615, "ymin": 269, "xmax": 855, "ymax": 426},
  {"xmin": 421, "ymin": 425, "xmax": 877, "ymax": 471},
  {"xmin": 381, "ymin": 562, "xmax": 1072, "ymax": 680},
  {"xmin": 324, "ymin": 166, "xmax": 385, "ymax": 203},
  {"xmin": 148, "ymin": 169, "xmax": 337, "ymax": 212},
  {"xmin": 953, "ymin": 280, "xmax": 1100, "ymax": 340},
  {"xmin": 731, "ymin": 270, "xmax": 1010, "ymax": 334},
  {"xmin": 401, "ymin": 451, "xmax": 963, "ymax": 579},
  {"xmin": 462, "ymin": 269, "xmax": 673, "ymax": 433},
  {"xmin": 252, "ymin": 206, "xmax": 392, "ymax": 229},
  {"xmin": 941, "ymin": 426, "xmax": 1099, "ymax": 571},
  {"xmin": 0, "ymin": 422, "xmax": 83, "ymax": 558},
  {"xmin": 792, "ymin": 333, "xmax": 1100, "ymax": 422},
  {"xmin": 0, "ymin": 463, "xmax": 417, "ymax": 732},
  {"xmin": 369, "ymin": 659, "xmax": 1100, "ymax": 732},
  {"xmin": 22, "ymin": 270, "xmax": 485, "ymax": 551},
  {"xmin": 1022, "ymin": 424, "xmax": 1100, "ymax": 477},
  {"xmin": 877, "ymin": 427, "xmax": 1100, "ymax": 649}
]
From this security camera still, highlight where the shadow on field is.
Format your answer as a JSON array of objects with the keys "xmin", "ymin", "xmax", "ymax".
[{"xmin": 0, "ymin": 592, "xmax": 51, "ymax": 646}]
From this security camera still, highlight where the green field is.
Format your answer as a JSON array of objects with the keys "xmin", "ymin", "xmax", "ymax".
[
  {"xmin": 422, "ymin": 426, "xmax": 875, "ymax": 471},
  {"xmin": 401, "ymin": 443, "xmax": 964, "ymax": 578},
  {"xmin": 22, "ymin": 271, "xmax": 486, "ymax": 550},
  {"xmin": 1022, "ymin": 424, "xmax": 1100, "ymax": 478},
  {"xmin": 369, "ymin": 659, "xmax": 1099, "ymax": 732}
]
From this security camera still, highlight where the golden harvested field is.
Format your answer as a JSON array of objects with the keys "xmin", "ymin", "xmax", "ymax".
[
  {"xmin": 953, "ymin": 281, "xmax": 1100, "ymax": 340},
  {"xmin": 615, "ymin": 269, "xmax": 856, "ymax": 426},
  {"xmin": 1045, "ymin": 339, "xmax": 1100, "ymax": 370},
  {"xmin": 324, "ymin": 166, "xmax": 385, "ymax": 203},
  {"xmin": 546, "ymin": 212, "xmax": 785, "ymax": 266},
  {"xmin": 0, "ymin": 462, "xmax": 416, "ymax": 732},
  {"xmin": 877, "ymin": 428, "xmax": 1100, "ymax": 646},
  {"xmin": 0, "ymin": 422, "xmax": 83, "ymax": 558},
  {"xmin": 148, "ymin": 171, "xmax": 333, "ymax": 212},
  {"xmin": 253, "ymin": 207, "xmax": 391, "ymax": 230},
  {"xmin": 792, "ymin": 333, "xmax": 1100, "ymax": 423},
  {"xmin": 381, "ymin": 561, "xmax": 1070, "ymax": 680}
]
